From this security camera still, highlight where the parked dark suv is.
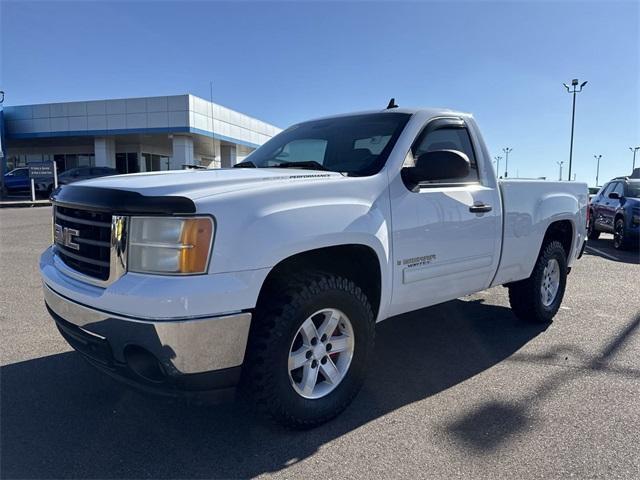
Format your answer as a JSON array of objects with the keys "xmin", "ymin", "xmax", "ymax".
[
  {"xmin": 588, "ymin": 177, "xmax": 640, "ymax": 249},
  {"xmin": 38, "ymin": 166, "xmax": 118, "ymax": 194},
  {"xmin": 2, "ymin": 167, "xmax": 31, "ymax": 194}
]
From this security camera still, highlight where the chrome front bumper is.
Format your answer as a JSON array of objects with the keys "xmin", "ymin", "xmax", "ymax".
[{"xmin": 44, "ymin": 283, "xmax": 252, "ymax": 393}]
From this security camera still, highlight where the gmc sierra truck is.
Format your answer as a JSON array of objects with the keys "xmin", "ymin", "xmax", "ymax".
[{"xmin": 41, "ymin": 107, "xmax": 588, "ymax": 428}]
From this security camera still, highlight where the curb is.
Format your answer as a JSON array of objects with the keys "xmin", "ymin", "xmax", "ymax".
[{"xmin": 0, "ymin": 200, "xmax": 51, "ymax": 209}]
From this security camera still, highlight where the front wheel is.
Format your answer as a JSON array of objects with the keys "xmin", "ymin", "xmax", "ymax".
[
  {"xmin": 508, "ymin": 240, "xmax": 568, "ymax": 323},
  {"xmin": 244, "ymin": 272, "xmax": 375, "ymax": 429}
]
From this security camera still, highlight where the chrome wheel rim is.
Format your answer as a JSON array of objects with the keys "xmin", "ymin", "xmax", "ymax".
[
  {"xmin": 540, "ymin": 258, "xmax": 560, "ymax": 307},
  {"xmin": 288, "ymin": 308, "xmax": 355, "ymax": 400}
]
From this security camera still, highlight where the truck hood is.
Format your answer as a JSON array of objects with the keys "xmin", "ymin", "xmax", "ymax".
[{"xmin": 72, "ymin": 168, "xmax": 343, "ymax": 199}]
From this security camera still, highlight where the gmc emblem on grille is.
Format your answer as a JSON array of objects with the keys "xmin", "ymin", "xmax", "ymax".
[{"xmin": 54, "ymin": 224, "xmax": 80, "ymax": 251}]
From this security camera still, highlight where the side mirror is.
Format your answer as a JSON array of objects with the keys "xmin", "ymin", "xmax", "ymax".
[
  {"xmin": 608, "ymin": 192, "xmax": 621, "ymax": 200},
  {"xmin": 402, "ymin": 150, "xmax": 470, "ymax": 189}
]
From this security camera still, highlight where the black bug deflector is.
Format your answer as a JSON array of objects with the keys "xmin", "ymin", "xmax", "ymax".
[{"xmin": 51, "ymin": 184, "xmax": 196, "ymax": 215}]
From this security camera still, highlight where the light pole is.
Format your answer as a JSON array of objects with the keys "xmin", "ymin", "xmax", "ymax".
[
  {"xmin": 502, "ymin": 147, "xmax": 512, "ymax": 178},
  {"xmin": 630, "ymin": 146, "xmax": 640, "ymax": 172},
  {"xmin": 494, "ymin": 155, "xmax": 502, "ymax": 177},
  {"xmin": 593, "ymin": 154, "xmax": 602, "ymax": 187},
  {"xmin": 563, "ymin": 78, "xmax": 588, "ymax": 181},
  {"xmin": 0, "ymin": 91, "xmax": 5, "ymax": 198},
  {"xmin": 557, "ymin": 161, "xmax": 564, "ymax": 181}
]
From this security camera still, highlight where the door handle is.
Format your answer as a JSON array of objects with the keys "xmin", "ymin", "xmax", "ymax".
[{"xmin": 469, "ymin": 204, "xmax": 492, "ymax": 213}]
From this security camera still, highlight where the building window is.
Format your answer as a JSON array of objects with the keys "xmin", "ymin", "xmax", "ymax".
[
  {"xmin": 116, "ymin": 152, "xmax": 139, "ymax": 174},
  {"xmin": 143, "ymin": 153, "xmax": 170, "ymax": 171},
  {"xmin": 53, "ymin": 154, "xmax": 95, "ymax": 172},
  {"xmin": 4, "ymin": 155, "xmax": 27, "ymax": 170}
]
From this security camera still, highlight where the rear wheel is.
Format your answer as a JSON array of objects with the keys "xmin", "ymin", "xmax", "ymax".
[
  {"xmin": 244, "ymin": 271, "xmax": 375, "ymax": 429},
  {"xmin": 587, "ymin": 211, "xmax": 600, "ymax": 240},
  {"xmin": 613, "ymin": 218, "xmax": 629, "ymax": 250},
  {"xmin": 508, "ymin": 240, "xmax": 567, "ymax": 323}
]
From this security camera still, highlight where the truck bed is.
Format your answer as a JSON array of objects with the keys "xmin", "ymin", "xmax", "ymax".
[{"xmin": 492, "ymin": 179, "xmax": 588, "ymax": 286}]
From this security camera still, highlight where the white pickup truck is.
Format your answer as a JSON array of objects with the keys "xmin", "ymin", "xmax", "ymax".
[{"xmin": 41, "ymin": 107, "xmax": 588, "ymax": 428}]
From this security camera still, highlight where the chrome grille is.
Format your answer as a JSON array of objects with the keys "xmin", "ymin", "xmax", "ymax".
[{"xmin": 54, "ymin": 206, "xmax": 113, "ymax": 281}]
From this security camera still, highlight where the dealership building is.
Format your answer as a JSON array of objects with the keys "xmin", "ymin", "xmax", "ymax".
[{"xmin": 1, "ymin": 94, "xmax": 281, "ymax": 174}]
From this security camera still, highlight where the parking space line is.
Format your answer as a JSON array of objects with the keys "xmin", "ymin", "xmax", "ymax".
[{"xmin": 585, "ymin": 245, "xmax": 619, "ymax": 261}]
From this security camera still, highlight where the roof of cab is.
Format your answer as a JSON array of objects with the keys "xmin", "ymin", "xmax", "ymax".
[{"xmin": 301, "ymin": 107, "xmax": 472, "ymax": 124}]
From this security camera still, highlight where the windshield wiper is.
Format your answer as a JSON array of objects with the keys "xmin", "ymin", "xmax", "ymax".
[
  {"xmin": 233, "ymin": 161, "xmax": 256, "ymax": 168},
  {"xmin": 274, "ymin": 161, "xmax": 330, "ymax": 171}
]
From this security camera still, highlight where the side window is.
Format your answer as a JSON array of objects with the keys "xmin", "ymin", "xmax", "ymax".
[
  {"xmin": 15, "ymin": 169, "xmax": 28, "ymax": 177},
  {"xmin": 412, "ymin": 126, "xmax": 479, "ymax": 184},
  {"xmin": 599, "ymin": 183, "xmax": 612, "ymax": 198},
  {"xmin": 611, "ymin": 182, "xmax": 625, "ymax": 197}
]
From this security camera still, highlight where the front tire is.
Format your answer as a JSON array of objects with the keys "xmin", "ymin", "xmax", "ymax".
[
  {"xmin": 508, "ymin": 240, "xmax": 568, "ymax": 323},
  {"xmin": 244, "ymin": 272, "xmax": 375, "ymax": 429}
]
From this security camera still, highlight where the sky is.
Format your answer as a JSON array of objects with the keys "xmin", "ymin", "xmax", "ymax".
[{"xmin": 1, "ymin": 0, "xmax": 638, "ymax": 185}]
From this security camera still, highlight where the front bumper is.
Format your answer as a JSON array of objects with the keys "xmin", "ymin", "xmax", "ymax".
[{"xmin": 44, "ymin": 283, "xmax": 251, "ymax": 399}]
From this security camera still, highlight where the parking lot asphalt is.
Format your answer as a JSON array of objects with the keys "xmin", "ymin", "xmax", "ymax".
[{"xmin": 1, "ymin": 207, "xmax": 639, "ymax": 479}]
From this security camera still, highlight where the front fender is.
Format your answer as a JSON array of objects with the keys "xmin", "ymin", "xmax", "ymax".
[
  {"xmin": 198, "ymin": 176, "xmax": 392, "ymax": 316},
  {"xmin": 210, "ymin": 198, "xmax": 389, "ymax": 271}
]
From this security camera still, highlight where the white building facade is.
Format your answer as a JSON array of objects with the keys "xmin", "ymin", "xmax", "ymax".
[{"xmin": 2, "ymin": 94, "xmax": 281, "ymax": 173}]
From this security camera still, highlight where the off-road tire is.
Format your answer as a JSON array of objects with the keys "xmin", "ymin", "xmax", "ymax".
[
  {"xmin": 508, "ymin": 240, "xmax": 568, "ymax": 324},
  {"xmin": 243, "ymin": 271, "xmax": 375, "ymax": 429}
]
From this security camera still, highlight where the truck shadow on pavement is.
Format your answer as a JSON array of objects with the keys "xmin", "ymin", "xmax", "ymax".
[
  {"xmin": 444, "ymin": 313, "xmax": 640, "ymax": 454},
  {"xmin": 1, "ymin": 298, "xmax": 548, "ymax": 479}
]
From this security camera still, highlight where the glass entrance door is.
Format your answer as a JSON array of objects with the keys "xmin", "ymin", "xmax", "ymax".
[{"xmin": 115, "ymin": 153, "xmax": 139, "ymax": 174}]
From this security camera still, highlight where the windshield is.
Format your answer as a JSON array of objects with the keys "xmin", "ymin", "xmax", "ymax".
[{"xmin": 241, "ymin": 112, "xmax": 411, "ymax": 176}]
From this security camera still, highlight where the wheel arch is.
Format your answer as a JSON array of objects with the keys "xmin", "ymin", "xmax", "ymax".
[
  {"xmin": 541, "ymin": 219, "xmax": 574, "ymax": 260},
  {"xmin": 256, "ymin": 244, "xmax": 384, "ymax": 320}
]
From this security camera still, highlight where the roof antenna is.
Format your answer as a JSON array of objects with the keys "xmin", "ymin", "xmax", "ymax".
[{"xmin": 386, "ymin": 98, "xmax": 398, "ymax": 109}]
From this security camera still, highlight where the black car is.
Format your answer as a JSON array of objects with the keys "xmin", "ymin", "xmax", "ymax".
[
  {"xmin": 588, "ymin": 177, "xmax": 640, "ymax": 249},
  {"xmin": 38, "ymin": 166, "xmax": 118, "ymax": 194}
]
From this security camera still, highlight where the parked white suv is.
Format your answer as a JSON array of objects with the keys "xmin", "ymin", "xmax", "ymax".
[{"xmin": 41, "ymin": 107, "xmax": 588, "ymax": 428}]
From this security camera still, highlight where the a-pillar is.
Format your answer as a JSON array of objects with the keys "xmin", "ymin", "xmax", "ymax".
[
  {"xmin": 94, "ymin": 137, "xmax": 116, "ymax": 168},
  {"xmin": 171, "ymin": 135, "xmax": 195, "ymax": 170}
]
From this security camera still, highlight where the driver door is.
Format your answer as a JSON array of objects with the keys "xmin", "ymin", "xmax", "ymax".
[{"xmin": 388, "ymin": 118, "xmax": 501, "ymax": 316}]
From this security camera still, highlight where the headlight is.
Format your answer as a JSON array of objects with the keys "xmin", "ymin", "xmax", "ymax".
[{"xmin": 128, "ymin": 216, "xmax": 214, "ymax": 275}]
